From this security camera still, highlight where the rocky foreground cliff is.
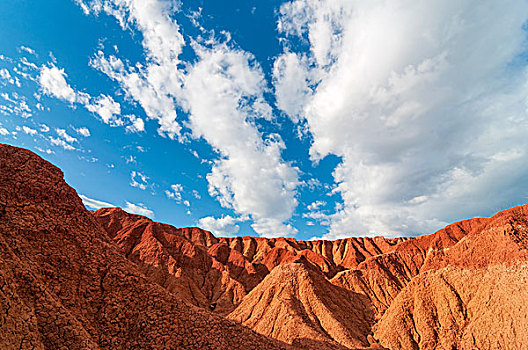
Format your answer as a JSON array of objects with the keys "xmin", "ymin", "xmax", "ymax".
[{"xmin": 2, "ymin": 143, "xmax": 528, "ymax": 350}]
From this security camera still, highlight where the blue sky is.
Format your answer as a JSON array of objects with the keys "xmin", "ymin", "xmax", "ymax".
[{"xmin": 1, "ymin": 0, "xmax": 528, "ymax": 240}]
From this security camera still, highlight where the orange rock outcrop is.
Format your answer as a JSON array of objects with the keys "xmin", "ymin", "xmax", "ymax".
[{"xmin": 2, "ymin": 143, "xmax": 528, "ymax": 350}]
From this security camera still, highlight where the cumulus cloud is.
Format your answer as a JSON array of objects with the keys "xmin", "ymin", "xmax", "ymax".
[
  {"xmin": 125, "ymin": 114, "xmax": 145, "ymax": 133},
  {"xmin": 78, "ymin": 0, "xmax": 301, "ymax": 237},
  {"xmin": 272, "ymin": 52, "xmax": 311, "ymax": 121},
  {"xmin": 39, "ymin": 66, "xmax": 77, "ymax": 103},
  {"xmin": 0, "ymin": 68, "xmax": 15, "ymax": 85},
  {"xmin": 0, "ymin": 127, "xmax": 10, "ymax": 136},
  {"xmin": 165, "ymin": 183, "xmax": 183, "ymax": 201},
  {"xmin": 0, "ymin": 92, "xmax": 32, "ymax": 118},
  {"xmin": 22, "ymin": 126, "xmax": 38, "ymax": 136},
  {"xmin": 198, "ymin": 215, "xmax": 240, "ymax": 236},
  {"xmin": 86, "ymin": 0, "xmax": 186, "ymax": 140},
  {"xmin": 48, "ymin": 127, "xmax": 79, "ymax": 151},
  {"xmin": 38, "ymin": 62, "xmax": 141, "ymax": 131},
  {"xmin": 75, "ymin": 126, "xmax": 91, "ymax": 137},
  {"xmin": 184, "ymin": 44, "xmax": 299, "ymax": 237},
  {"xmin": 307, "ymin": 200, "xmax": 326, "ymax": 211},
  {"xmin": 80, "ymin": 194, "xmax": 114, "ymax": 209},
  {"xmin": 49, "ymin": 137, "xmax": 75, "ymax": 150},
  {"xmin": 55, "ymin": 128, "xmax": 78, "ymax": 143},
  {"xmin": 277, "ymin": 0, "xmax": 528, "ymax": 237},
  {"xmin": 85, "ymin": 94, "xmax": 123, "ymax": 126},
  {"xmin": 130, "ymin": 170, "xmax": 149, "ymax": 190},
  {"xmin": 124, "ymin": 201, "xmax": 155, "ymax": 218}
]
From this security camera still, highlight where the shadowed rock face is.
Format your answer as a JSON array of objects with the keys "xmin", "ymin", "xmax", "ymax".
[
  {"xmin": 3, "ymin": 143, "xmax": 528, "ymax": 350},
  {"xmin": 0, "ymin": 144, "xmax": 292, "ymax": 350}
]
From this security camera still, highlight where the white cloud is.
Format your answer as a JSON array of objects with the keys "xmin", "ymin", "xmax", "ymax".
[
  {"xmin": 40, "ymin": 124, "xmax": 50, "ymax": 132},
  {"xmin": 80, "ymin": 194, "xmax": 114, "ymax": 209},
  {"xmin": 79, "ymin": 0, "xmax": 301, "ymax": 237},
  {"xmin": 35, "ymin": 147, "xmax": 54, "ymax": 154},
  {"xmin": 19, "ymin": 46, "xmax": 36, "ymax": 55},
  {"xmin": 85, "ymin": 94, "xmax": 123, "ymax": 126},
  {"xmin": 0, "ymin": 68, "xmax": 15, "ymax": 85},
  {"xmin": 198, "ymin": 215, "xmax": 240, "ymax": 236},
  {"xmin": 124, "ymin": 201, "xmax": 154, "ymax": 218},
  {"xmin": 55, "ymin": 128, "xmax": 78, "ymax": 143},
  {"xmin": 0, "ymin": 93, "xmax": 32, "ymax": 118},
  {"xmin": 0, "ymin": 127, "xmax": 10, "ymax": 136},
  {"xmin": 22, "ymin": 126, "xmax": 38, "ymax": 136},
  {"xmin": 272, "ymin": 52, "xmax": 311, "ymax": 121},
  {"xmin": 38, "ymin": 62, "xmax": 144, "ymax": 131},
  {"xmin": 75, "ymin": 126, "xmax": 91, "ymax": 137},
  {"xmin": 165, "ymin": 183, "xmax": 183, "ymax": 201},
  {"xmin": 86, "ymin": 0, "xmax": 186, "ymax": 140},
  {"xmin": 277, "ymin": 0, "xmax": 528, "ymax": 237},
  {"xmin": 125, "ymin": 114, "xmax": 145, "ymax": 133},
  {"xmin": 90, "ymin": 52, "xmax": 181, "ymax": 139},
  {"xmin": 307, "ymin": 200, "xmax": 325, "ymax": 211},
  {"xmin": 184, "ymin": 44, "xmax": 300, "ymax": 237},
  {"xmin": 39, "ymin": 66, "xmax": 77, "ymax": 103},
  {"xmin": 49, "ymin": 137, "xmax": 75, "ymax": 151},
  {"xmin": 130, "ymin": 170, "xmax": 149, "ymax": 190}
]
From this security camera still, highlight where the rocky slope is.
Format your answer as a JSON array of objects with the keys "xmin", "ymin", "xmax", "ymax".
[
  {"xmin": 374, "ymin": 264, "xmax": 528, "ymax": 350},
  {"xmin": 227, "ymin": 261, "xmax": 378, "ymax": 349},
  {"xmin": 93, "ymin": 207, "xmax": 410, "ymax": 317},
  {"xmin": 374, "ymin": 205, "xmax": 528, "ymax": 349},
  {"xmin": 94, "ymin": 200, "xmax": 528, "ymax": 349},
  {"xmin": 0, "ymin": 144, "xmax": 291, "ymax": 350},
  {"xmin": 2, "ymin": 143, "xmax": 528, "ymax": 350}
]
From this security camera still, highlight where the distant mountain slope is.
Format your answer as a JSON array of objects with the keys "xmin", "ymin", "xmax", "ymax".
[
  {"xmin": 0, "ymin": 143, "xmax": 291, "ymax": 350},
  {"xmin": 95, "ymin": 199, "xmax": 528, "ymax": 350}
]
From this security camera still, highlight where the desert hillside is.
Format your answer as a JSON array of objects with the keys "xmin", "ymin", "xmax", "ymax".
[
  {"xmin": 0, "ymin": 144, "xmax": 291, "ymax": 350},
  {"xmin": 2, "ymin": 143, "xmax": 528, "ymax": 349}
]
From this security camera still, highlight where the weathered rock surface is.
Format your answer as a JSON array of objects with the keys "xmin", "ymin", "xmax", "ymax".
[
  {"xmin": 375, "ymin": 264, "xmax": 528, "ymax": 350},
  {"xmin": 3, "ymin": 143, "xmax": 528, "ymax": 350},
  {"xmin": 374, "ymin": 206, "xmax": 528, "ymax": 349},
  {"xmin": 0, "ymin": 144, "xmax": 291, "ymax": 350},
  {"xmin": 227, "ymin": 261, "xmax": 378, "ymax": 349},
  {"xmin": 94, "ymin": 197, "xmax": 528, "ymax": 350}
]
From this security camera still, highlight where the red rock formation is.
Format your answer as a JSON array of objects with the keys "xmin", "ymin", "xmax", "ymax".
[
  {"xmin": 95, "ymin": 207, "xmax": 269, "ymax": 314},
  {"xmin": 375, "ymin": 264, "xmax": 528, "ymax": 349},
  {"xmin": 227, "ymin": 260, "xmax": 378, "ymax": 349},
  {"xmin": 3, "ymin": 143, "xmax": 528, "ymax": 350},
  {"xmin": 0, "ymin": 144, "xmax": 291, "ymax": 350},
  {"xmin": 374, "ymin": 206, "xmax": 528, "ymax": 349},
  {"xmin": 93, "ymin": 196, "xmax": 528, "ymax": 350}
]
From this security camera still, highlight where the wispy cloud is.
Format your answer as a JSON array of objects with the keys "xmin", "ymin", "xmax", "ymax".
[
  {"xmin": 80, "ymin": 194, "xmax": 114, "ymax": 210},
  {"xmin": 130, "ymin": 170, "xmax": 149, "ymax": 190},
  {"xmin": 124, "ymin": 201, "xmax": 154, "ymax": 218}
]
